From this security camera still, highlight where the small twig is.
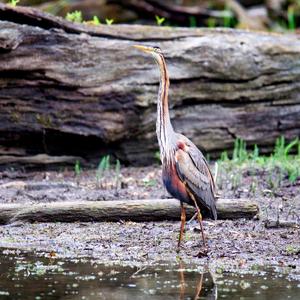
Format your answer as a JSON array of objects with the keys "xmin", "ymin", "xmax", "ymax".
[
  {"xmin": 130, "ymin": 266, "xmax": 146, "ymax": 277},
  {"xmin": 214, "ymin": 161, "xmax": 218, "ymax": 184},
  {"xmin": 187, "ymin": 212, "xmax": 198, "ymax": 223}
]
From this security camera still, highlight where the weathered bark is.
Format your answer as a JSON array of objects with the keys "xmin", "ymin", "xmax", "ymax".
[
  {"xmin": 0, "ymin": 198, "xmax": 258, "ymax": 224},
  {"xmin": 0, "ymin": 4, "xmax": 300, "ymax": 166}
]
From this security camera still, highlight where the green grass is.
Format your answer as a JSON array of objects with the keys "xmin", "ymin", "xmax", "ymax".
[
  {"xmin": 207, "ymin": 18, "xmax": 217, "ymax": 28},
  {"xmin": 74, "ymin": 160, "xmax": 81, "ymax": 177},
  {"xmin": 189, "ymin": 16, "xmax": 197, "ymax": 28},
  {"xmin": 96, "ymin": 155, "xmax": 122, "ymax": 189},
  {"xmin": 287, "ymin": 6, "xmax": 296, "ymax": 31},
  {"xmin": 218, "ymin": 136, "xmax": 300, "ymax": 184},
  {"xmin": 96, "ymin": 155, "xmax": 110, "ymax": 182},
  {"xmin": 223, "ymin": 6, "xmax": 233, "ymax": 28}
]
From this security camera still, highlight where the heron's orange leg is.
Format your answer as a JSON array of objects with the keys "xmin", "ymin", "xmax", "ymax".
[
  {"xmin": 196, "ymin": 207, "xmax": 206, "ymax": 246},
  {"xmin": 177, "ymin": 202, "xmax": 186, "ymax": 250},
  {"xmin": 194, "ymin": 273, "xmax": 204, "ymax": 299},
  {"xmin": 189, "ymin": 194, "xmax": 207, "ymax": 254},
  {"xmin": 189, "ymin": 194, "xmax": 205, "ymax": 244}
]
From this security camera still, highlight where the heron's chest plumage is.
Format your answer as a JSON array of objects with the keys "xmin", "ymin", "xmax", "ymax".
[{"xmin": 162, "ymin": 163, "xmax": 191, "ymax": 204}]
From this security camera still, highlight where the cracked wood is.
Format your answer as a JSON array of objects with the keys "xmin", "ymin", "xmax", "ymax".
[{"xmin": 0, "ymin": 4, "xmax": 300, "ymax": 165}]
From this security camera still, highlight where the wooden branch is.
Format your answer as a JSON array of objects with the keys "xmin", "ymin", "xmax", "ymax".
[
  {"xmin": 264, "ymin": 219, "xmax": 299, "ymax": 229},
  {"xmin": 0, "ymin": 198, "xmax": 258, "ymax": 224},
  {"xmin": 0, "ymin": 154, "xmax": 82, "ymax": 167},
  {"xmin": 0, "ymin": 4, "xmax": 299, "ymax": 166}
]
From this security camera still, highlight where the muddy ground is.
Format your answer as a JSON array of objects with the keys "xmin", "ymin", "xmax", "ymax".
[{"xmin": 0, "ymin": 163, "xmax": 299, "ymax": 278}]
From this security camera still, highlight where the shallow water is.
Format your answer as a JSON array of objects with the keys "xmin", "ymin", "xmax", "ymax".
[{"xmin": 0, "ymin": 250, "xmax": 299, "ymax": 300}]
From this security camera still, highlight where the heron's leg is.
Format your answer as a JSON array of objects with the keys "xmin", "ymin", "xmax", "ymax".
[
  {"xmin": 189, "ymin": 194, "xmax": 206, "ymax": 246},
  {"xmin": 177, "ymin": 202, "xmax": 186, "ymax": 250},
  {"xmin": 193, "ymin": 202, "xmax": 209, "ymax": 257},
  {"xmin": 195, "ymin": 204, "xmax": 207, "ymax": 247}
]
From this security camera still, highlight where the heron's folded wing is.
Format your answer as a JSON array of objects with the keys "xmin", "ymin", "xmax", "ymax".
[
  {"xmin": 175, "ymin": 148, "xmax": 217, "ymax": 219},
  {"xmin": 186, "ymin": 142, "xmax": 216, "ymax": 192}
]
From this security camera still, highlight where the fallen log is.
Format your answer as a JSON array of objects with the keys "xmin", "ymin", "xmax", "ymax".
[
  {"xmin": 264, "ymin": 219, "xmax": 299, "ymax": 229},
  {"xmin": 0, "ymin": 4, "xmax": 300, "ymax": 166},
  {"xmin": 0, "ymin": 198, "xmax": 258, "ymax": 224}
]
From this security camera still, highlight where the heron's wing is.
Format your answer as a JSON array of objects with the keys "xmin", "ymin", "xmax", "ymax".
[
  {"xmin": 187, "ymin": 142, "xmax": 216, "ymax": 192},
  {"xmin": 175, "ymin": 143, "xmax": 217, "ymax": 220}
]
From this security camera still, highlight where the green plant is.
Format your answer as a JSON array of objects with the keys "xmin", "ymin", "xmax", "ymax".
[
  {"xmin": 154, "ymin": 151, "xmax": 161, "ymax": 162},
  {"xmin": 218, "ymin": 136, "xmax": 300, "ymax": 187},
  {"xmin": 155, "ymin": 15, "xmax": 166, "ymax": 26},
  {"xmin": 96, "ymin": 155, "xmax": 110, "ymax": 182},
  {"xmin": 8, "ymin": 0, "xmax": 19, "ymax": 7},
  {"xmin": 105, "ymin": 18, "xmax": 114, "ymax": 25},
  {"xmin": 251, "ymin": 144, "xmax": 259, "ymax": 160},
  {"xmin": 287, "ymin": 6, "xmax": 296, "ymax": 31},
  {"xmin": 142, "ymin": 178, "xmax": 157, "ymax": 187},
  {"xmin": 92, "ymin": 16, "xmax": 101, "ymax": 25},
  {"xmin": 66, "ymin": 10, "xmax": 83, "ymax": 23},
  {"xmin": 207, "ymin": 18, "xmax": 216, "ymax": 28},
  {"xmin": 74, "ymin": 160, "xmax": 81, "ymax": 177},
  {"xmin": 189, "ymin": 16, "xmax": 197, "ymax": 28},
  {"xmin": 231, "ymin": 171, "xmax": 241, "ymax": 191},
  {"xmin": 223, "ymin": 6, "xmax": 232, "ymax": 28},
  {"xmin": 206, "ymin": 153, "xmax": 211, "ymax": 163},
  {"xmin": 114, "ymin": 159, "xmax": 121, "ymax": 190},
  {"xmin": 286, "ymin": 245, "xmax": 300, "ymax": 255},
  {"xmin": 220, "ymin": 151, "xmax": 229, "ymax": 162},
  {"xmin": 232, "ymin": 138, "xmax": 248, "ymax": 163}
]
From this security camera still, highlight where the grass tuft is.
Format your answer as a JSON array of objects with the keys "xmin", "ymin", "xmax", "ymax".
[{"xmin": 218, "ymin": 136, "xmax": 300, "ymax": 186}]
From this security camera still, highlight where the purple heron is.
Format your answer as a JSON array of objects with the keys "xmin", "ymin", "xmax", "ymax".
[{"xmin": 133, "ymin": 45, "xmax": 217, "ymax": 256}]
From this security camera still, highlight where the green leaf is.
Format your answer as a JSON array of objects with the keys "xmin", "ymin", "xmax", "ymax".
[
  {"xmin": 105, "ymin": 18, "xmax": 114, "ymax": 25},
  {"xmin": 155, "ymin": 15, "xmax": 166, "ymax": 26}
]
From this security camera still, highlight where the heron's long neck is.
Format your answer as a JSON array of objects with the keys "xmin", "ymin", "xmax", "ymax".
[{"xmin": 155, "ymin": 55, "xmax": 174, "ymax": 161}]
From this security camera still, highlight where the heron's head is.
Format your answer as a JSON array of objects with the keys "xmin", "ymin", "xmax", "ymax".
[{"xmin": 133, "ymin": 45, "xmax": 163, "ymax": 59}]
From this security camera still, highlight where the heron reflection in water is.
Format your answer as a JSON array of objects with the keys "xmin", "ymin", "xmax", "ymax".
[{"xmin": 178, "ymin": 262, "xmax": 217, "ymax": 299}]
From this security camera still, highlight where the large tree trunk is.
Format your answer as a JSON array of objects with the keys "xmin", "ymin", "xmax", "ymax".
[{"xmin": 0, "ymin": 4, "xmax": 299, "ymax": 166}]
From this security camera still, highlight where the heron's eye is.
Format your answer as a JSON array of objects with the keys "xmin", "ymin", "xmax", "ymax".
[{"xmin": 153, "ymin": 46, "xmax": 162, "ymax": 53}]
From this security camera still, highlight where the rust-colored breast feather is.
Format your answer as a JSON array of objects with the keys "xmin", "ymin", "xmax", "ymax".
[{"xmin": 162, "ymin": 163, "xmax": 191, "ymax": 205}]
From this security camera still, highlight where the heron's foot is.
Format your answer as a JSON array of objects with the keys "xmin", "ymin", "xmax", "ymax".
[{"xmin": 195, "ymin": 246, "xmax": 208, "ymax": 258}]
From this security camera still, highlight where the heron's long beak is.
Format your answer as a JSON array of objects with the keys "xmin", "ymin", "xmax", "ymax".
[{"xmin": 133, "ymin": 45, "xmax": 153, "ymax": 53}]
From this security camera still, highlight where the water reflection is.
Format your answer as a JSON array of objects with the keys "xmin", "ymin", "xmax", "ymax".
[
  {"xmin": 0, "ymin": 250, "xmax": 215, "ymax": 300},
  {"xmin": 0, "ymin": 249, "xmax": 299, "ymax": 300},
  {"xmin": 178, "ymin": 262, "xmax": 217, "ymax": 300}
]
